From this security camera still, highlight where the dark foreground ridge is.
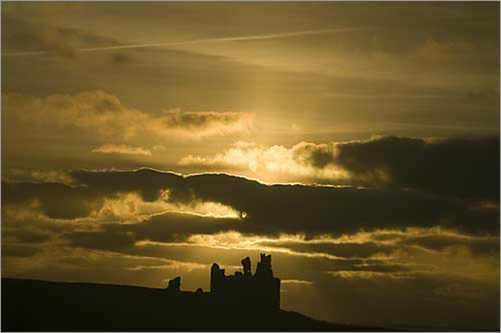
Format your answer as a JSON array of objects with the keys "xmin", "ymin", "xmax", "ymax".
[{"xmin": 2, "ymin": 254, "xmax": 390, "ymax": 332}]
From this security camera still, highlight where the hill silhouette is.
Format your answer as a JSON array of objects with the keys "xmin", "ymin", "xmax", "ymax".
[
  {"xmin": 2, "ymin": 255, "xmax": 394, "ymax": 331},
  {"xmin": 2, "ymin": 278, "xmax": 393, "ymax": 332}
]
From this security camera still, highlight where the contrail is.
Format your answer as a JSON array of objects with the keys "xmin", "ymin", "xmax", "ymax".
[{"xmin": 2, "ymin": 27, "xmax": 360, "ymax": 57}]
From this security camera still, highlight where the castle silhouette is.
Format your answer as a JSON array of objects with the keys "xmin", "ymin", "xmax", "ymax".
[
  {"xmin": 2, "ymin": 255, "xmax": 389, "ymax": 330},
  {"xmin": 166, "ymin": 253, "xmax": 281, "ymax": 312}
]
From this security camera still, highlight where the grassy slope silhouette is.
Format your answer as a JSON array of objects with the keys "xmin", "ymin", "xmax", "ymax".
[{"xmin": 2, "ymin": 278, "xmax": 390, "ymax": 332}]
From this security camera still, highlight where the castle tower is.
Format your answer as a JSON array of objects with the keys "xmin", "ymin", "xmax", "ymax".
[
  {"xmin": 210, "ymin": 263, "xmax": 225, "ymax": 293},
  {"xmin": 209, "ymin": 254, "xmax": 281, "ymax": 311},
  {"xmin": 241, "ymin": 257, "xmax": 252, "ymax": 277}
]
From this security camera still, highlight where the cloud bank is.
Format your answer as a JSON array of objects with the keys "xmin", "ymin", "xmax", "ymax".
[
  {"xmin": 3, "ymin": 167, "xmax": 498, "ymax": 236},
  {"xmin": 180, "ymin": 136, "xmax": 499, "ymax": 201},
  {"xmin": 2, "ymin": 91, "xmax": 254, "ymax": 140}
]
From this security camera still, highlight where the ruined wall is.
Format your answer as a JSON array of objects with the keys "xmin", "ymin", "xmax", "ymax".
[{"xmin": 210, "ymin": 254, "xmax": 281, "ymax": 312}]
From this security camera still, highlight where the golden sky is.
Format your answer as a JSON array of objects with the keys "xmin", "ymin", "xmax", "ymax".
[{"xmin": 1, "ymin": 2, "xmax": 500, "ymax": 330}]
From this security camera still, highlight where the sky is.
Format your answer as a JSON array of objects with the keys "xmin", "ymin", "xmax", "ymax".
[{"xmin": 1, "ymin": 2, "xmax": 500, "ymax": 330}]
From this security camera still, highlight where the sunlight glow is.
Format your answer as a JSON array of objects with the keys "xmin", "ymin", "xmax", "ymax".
[{"xmin": 91, "ymin": 192, "xmax": 241, "ymax": 222}]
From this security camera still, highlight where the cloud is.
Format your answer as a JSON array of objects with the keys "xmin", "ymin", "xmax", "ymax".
[
  {"xmin": 2, "ymin": 169, "xmax": 76, "ymax": 185},
  {"xmin": 308, "ymin": 136, "xmax": 499, "ymax": 202},
  {"xmin": 62, "ymin": 213, "xmax": 241, "ymax": 252},
  {"xmin": 2, "ymin": 91, "xmax": 254, "ymax": 140},
  {"xmin": 413, "ymin": 39, "xmax": 477, "ymax": 65},
  {"xmin": 3, "ymin": 168, "xmax": 498, "ymax": 237},
  {"xmin": 180, "ymin": 136, "xmax": 500, "ymax": 201},
  {"xmin": 111, "ymin": 52, "xmax": 132, "ymax": 64},
  {"xmin": 281, "ymin": 279, "xmax": 313, "ymax": 285},
  {"xmin": 178, "ymin": 141, "xmax": 349, "ymax": 183},
  {"xmin": 92, "ymin": 144, "xmax": 152, "ymax": 156},
  {"xmin": 68, "ymin": 169, "xmax": 465, "ymax": 235},
  {"xmin": 2, "ymin": 181, "xmax": 104, "ymax": 220},
  {"xmin": 1, "ymin": 12, "xmax": 114, "ymax": 58},
  {"xmin": 2, "ymin": 228, "xmax": 52, "ymax": 244},
  {"xmin": 1, "ymin": 14, "xmax": 78, "ymax": 57},
  {"xmin": 2, "ymin": 244, "xmax": 42, "ymax": 258},
  {"xmin": 160, "ymin": 110, "xmax": 253, "ymax": 134},
  {"xmin": 2, "ymin": 179, "xmax": 242, "ymax": 223}
]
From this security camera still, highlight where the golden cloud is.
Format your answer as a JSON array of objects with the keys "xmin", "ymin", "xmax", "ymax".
[
  {"xmin": 178, "ymin": 141, "xmax": 349, "ymax": 183},
  {"xmin": 92, "ymin": 144, "xmax": 152, "ymax": 156},
  {"xmin": 3, "ymin": 91, "xmax": 254, "ymax": 140}
]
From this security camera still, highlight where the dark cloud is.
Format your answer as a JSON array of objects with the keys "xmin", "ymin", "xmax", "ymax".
[
  {"xmin": 130, "ymin": 213, "xmax": 241, "ymax": 242},
  {"xmin": 61, "ymin": 219, "xmax": 404, "ymax": 275},
  {"xmin": 68, "ymin": 169, "xmax": 467, "ymax": 235},
  {"xmin": 64, "ymin": 213, "xmax": 240, "ymax": 251},
  {"xmin": 292, "ymin": 142, "xmax": 336, "ymax": 169},
  {"xmin": 452, "ymin": 204, "xmax": 500, "ymax": 236},
  {"xmin": 69, "ymin": 168, "xmax": 183, "ymax": 202},
  {"xmin": 2, "ymin": 181, "xmax": 104, "ymax": 219},
  {"xmin": 161, "ymin": 110, "xmax": 254, "ymax": 131},
  {"xmin": 259, "ymin": 240, "xmax": 397, "ymax": 259},
  {"xmin": 2, "ymin": 229, "xmax": 52, "ymax": 244},
  {"xmin": 1, "ymin": 14, "xmax": 77, "ymax": 57},
  {"xmin": 111, "ymin": 52, "xmax": 132, "ymax": 64},
  {"xmin": 1, "ymin": 244, "xmax": 42, "ymax": 258},
  {"xmin": 293, "ymin": 136, "xmax": 500, "ymax": 202},
  {"xmin": 4, "ymin": 167, "xmax": 498, "ymax": 237},
  {"xmin": 403, "ymin": 234, "xmax": 500, "ymax": 256},
  {"xmin": 1, "ymin": 13, "xmax": 115, "ymax": 58},
  {"xmin": 65, "ymin": 228, "xmax": 136, "ymax": 252}
]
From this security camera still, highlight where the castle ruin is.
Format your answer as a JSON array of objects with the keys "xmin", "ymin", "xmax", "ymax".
[
  {"xmin": 165, "ymin": 253, "xmax": 281, "ymax": 312},
  {"xmin": 210, "ymin": 253, "xmax": 281, "ymax": 311}
]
